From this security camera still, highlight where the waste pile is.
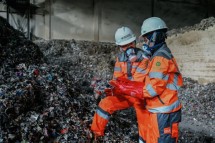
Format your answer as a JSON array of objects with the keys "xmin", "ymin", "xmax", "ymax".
[
  {"xmin": 0, "ymin": 16, "xmax": 45, "ymax": 70},
  {"xmin": 178, "ymin": 78, "xmax": 215, "ymax": 143},
  {"xmin": 0, "ymin": 15, "xmax": 215, "ymax": 143},
  {"xmin": 34, "ymin": 39, "xmax": 215, "ymax": 143},
  {"xmin": 167, "ymin": 17, "xmax": 215, "ymax": 36}
]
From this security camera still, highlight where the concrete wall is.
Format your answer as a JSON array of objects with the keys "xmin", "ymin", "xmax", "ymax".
[
  {"xmin": 1, "ymin": 0, "xmax": 215, "ymax": 83},
  {"xmin": 41, "ymin": 0, "xmax": 215, "ymax": 42},
  {"xmin": 1, "ymin": 0, "xmax": 215, "ymax": 41},
  {"xmin": 167, "ymin": 26, "xmax": 215, "ymax": 84}
]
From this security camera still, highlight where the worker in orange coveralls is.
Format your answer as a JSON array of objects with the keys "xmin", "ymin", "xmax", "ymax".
[
  {"xmin": 91, "ymin": 26, "xmax": 151, "ymax": 141},
  {"xmin": 110, "ymin": 17, "xmax": 183, "ymax": 143}
]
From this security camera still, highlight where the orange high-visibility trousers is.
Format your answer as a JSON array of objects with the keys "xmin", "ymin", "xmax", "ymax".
[
  {"xmin": 138, "ymin": 109, "xmax": 181, "ymax": 143},
  {"xmin": 91, "ymin": 95, "xmax": 148, "ymax": 140}
]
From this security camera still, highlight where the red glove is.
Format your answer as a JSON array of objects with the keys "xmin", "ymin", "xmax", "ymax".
[
  {"xmin": 104, "ymin": 80, "xmax": 123, "ymax": 96},
  {"xmin": 109, "ymin": 77, "xmax": 144, "ymax": 99},
  {"xmin": 94, "ymin": 88, "xmax": 115, "ymax": 98},
  {"xmin": 104, "ymin": 87, "xmax": 126, "ymax": 96},
  {"xmin": 104, "ymin": 88, "xmax": 114, "ymax": 96}
]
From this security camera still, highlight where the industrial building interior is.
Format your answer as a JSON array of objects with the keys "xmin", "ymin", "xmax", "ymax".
[{"xmin": 0, "ymin": 0, "xmax": 215, "ymax": 142}]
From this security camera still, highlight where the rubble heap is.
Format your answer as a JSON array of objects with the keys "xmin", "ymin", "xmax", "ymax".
[
  {"xmin": 168, "ymin": 17, "xmax": 215, "ymax": 36},
  {"xmin": 0, "ymin": 16, "xmax": 45, "ymax": 70},
  {"xmin": 34, "ymin": 39, "xmax": 119, "ymax": 96},
  {"xmin": 0, "ymin": 16, "xmax": 215, "ymax": 143},
  {"xmin": 35, "ymin": 39, "xmax": 215, "ymax": 143},
  {"xmin": 179, "ymin": 78, "xmax": 215, "ymax": 143}
]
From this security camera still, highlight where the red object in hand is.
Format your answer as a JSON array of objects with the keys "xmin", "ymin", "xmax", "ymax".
[
  {"xmin": 104, "ymin": 88, "xmax": 114, "ymax": 96},
  {"xmin": 104, "ymin": 80, "xmax": 123, "ymax": 96},
  {"xmin": 109, "ymin": 77, "xmax": 144, "ymax": 99},
  {"xmin": 104, "ymin": 87, "xmax": 123, "ymax": 96}
]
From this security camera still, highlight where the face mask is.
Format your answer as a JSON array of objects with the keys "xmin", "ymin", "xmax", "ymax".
[
  {"xmin": 125, "ymin": 48, "xmax": 137, "ymax": 62},
  {"xmin": 142, "ymin": 32, "xmax": 158, "ymax": 52},
  {"xmin": 141, "ymin": 44, "xmax": 152, "ymax": 58},
  {"xmin": 120, "ymin": 47, "xmax": 124, "ymax": 52}
]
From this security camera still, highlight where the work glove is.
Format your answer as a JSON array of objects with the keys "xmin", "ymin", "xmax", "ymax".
[
  {"xmin": 109, "ymin": 77, "xmax": 144, "ymax": 99},
  {"xmin": 104, "ymin": 88, "xmax": 114, "ymax": 96},
  {"xmin": 104, "ymin": 80, "xmax": 122, "ymax": 96}
]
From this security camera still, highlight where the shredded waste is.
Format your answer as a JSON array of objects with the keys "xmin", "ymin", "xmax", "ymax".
[{"xmin": 0, "ymin": 16, "xmax": 215, "ymax": 143}]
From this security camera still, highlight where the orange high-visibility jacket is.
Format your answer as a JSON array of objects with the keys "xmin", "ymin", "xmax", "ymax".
[
  {"xmin": 113, "ymin": 48, "xmax": 149, "ymax": 82},
  {"xmin": 91, "ymin": 48, "xmax": 149, "ymax": 137},
  {"xmin": 142, "ymin": 44, "xmax": 183, "ymax": 113}
]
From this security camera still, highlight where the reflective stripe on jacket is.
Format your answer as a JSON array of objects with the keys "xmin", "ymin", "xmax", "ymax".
[
  {"xmin": 143, "ymin": 44, "xmax": 183, "ymax": 113},
  {"xmin": 113, "ymin": 48, "xmax": 149, "ymax": 82}
]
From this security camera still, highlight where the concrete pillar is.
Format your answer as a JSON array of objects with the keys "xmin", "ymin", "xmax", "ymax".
[
  {"xmin": 6, "ymin": 4, "xmax": 9, "ymax": 22},
  {"xmin": 44, "ymin": 0, "xmax": 52, "ymax": 39},
  {"xmin": 93, "ymin": 0, "xmax": 101, "ymax": 42},
  {"xmin": 27, "ymin": 0, "xmax": 30, "ymax": 40},
  {"xmin": 49, "ymin": 0, "xmax": 52, "ymax": 39}
]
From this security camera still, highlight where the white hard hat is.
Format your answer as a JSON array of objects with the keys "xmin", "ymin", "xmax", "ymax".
[
  {"xmin": 115, "ymin": 27, "xmax": 136, "ymax": 46},
  {"xmin": 141, "ymin": 17, "xmax": 168, "ymax": 36}
]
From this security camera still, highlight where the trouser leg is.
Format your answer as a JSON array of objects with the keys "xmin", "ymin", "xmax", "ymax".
[
  {"xmin": 91, "ymin": 95, "xmax": 132, "ymax": 136},
  {"xmin": 137, "ymin": 109, "xmax": 149, "ymax": 143},
  {"xmin": 148, "ymin": 110, "xmax": 181, "ymax": 143},
  {"xmin": 132, "ymin": 99, "xmax": 148, "ymax": 143}
]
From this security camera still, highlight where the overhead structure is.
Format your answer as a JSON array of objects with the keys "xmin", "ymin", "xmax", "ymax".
[{"xmin": 0, "ymin": 0, "xmax": 41, "ymax": 39}]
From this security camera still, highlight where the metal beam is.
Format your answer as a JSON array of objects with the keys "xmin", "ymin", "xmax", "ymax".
[
  {"xmin": 157, "ymin": 0, "xmax": 201, "ymax": 5},
  {"xmin": 93, "ymin": 0, "xmax": 101, "ymax": 42}
]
